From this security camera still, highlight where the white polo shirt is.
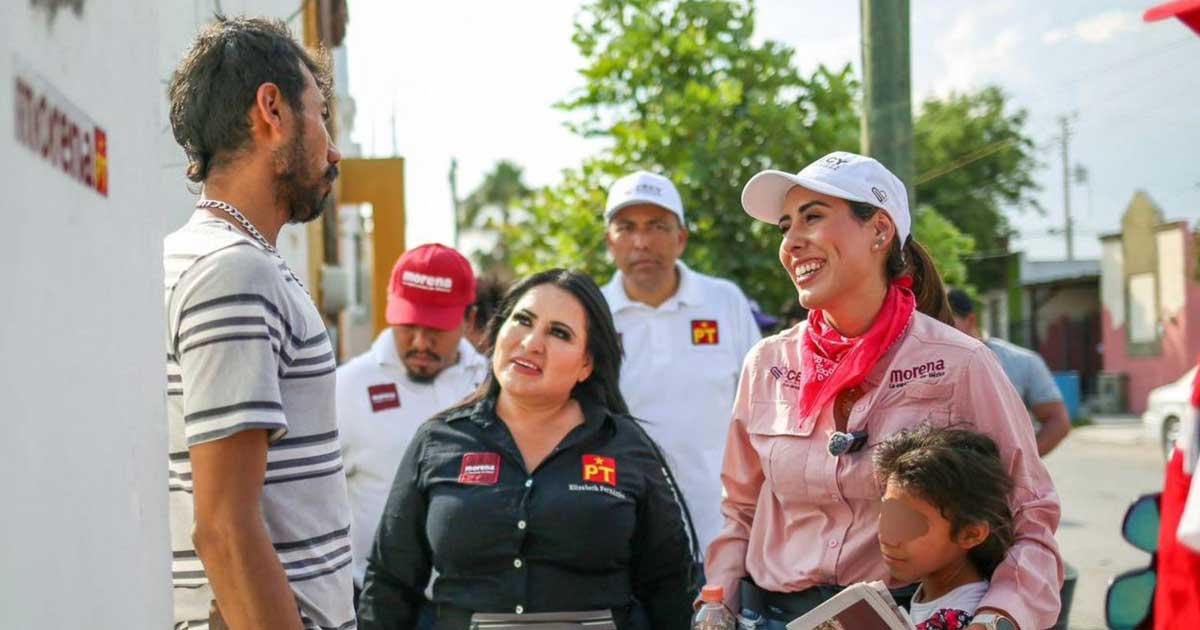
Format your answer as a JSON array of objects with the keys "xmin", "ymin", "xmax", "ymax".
[
  {"xmin": 336, "ymin": 329, "xmax": 489, "ymax": 586},
  {"xmin": 602, "ymin": 261, "xmax": 761, "ymax": 555}
]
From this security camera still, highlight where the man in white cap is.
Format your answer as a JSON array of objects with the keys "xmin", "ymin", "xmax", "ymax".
[
  {"xmin": 336, "ymin": 244, "xmax": 489, "ymax": 602},
  {"xmin": 600, "ymin": 171, "xmax": 762, "ymax": 560}
]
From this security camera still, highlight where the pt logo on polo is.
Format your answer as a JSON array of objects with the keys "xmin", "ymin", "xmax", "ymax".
[
  {"xmin": 367, "ymin": 383, "xmax": 400, "ymax": 412},
  {"xmin": 459, "ymin": 452, "xmax": 502, "ymax": 485},
  {"xmin": 582, "ymin": 454, "xmax": 618, "ymax": 486},
  {"xmin": 691, "ymin": 320, "xmax": 719, "ymax": 345}
]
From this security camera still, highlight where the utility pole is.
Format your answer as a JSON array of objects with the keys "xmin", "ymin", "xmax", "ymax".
[
  {"xmin": 1059, "ymin": 115, "xmax": 1074, "ymax": 261},
  {"xmin": 860, "ymin": 0, "xmax": 915, "ymax": 208},
  {"xmin": 449, "ymin": 158, "xmax": 461, "ymax": 250}
]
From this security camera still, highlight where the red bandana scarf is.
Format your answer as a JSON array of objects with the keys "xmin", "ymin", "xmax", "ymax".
[{"xmin": 797, "ymin": 277, "xmax": 916, "ymax": 426}]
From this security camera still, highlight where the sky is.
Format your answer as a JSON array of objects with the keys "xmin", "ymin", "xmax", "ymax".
[{"xmin": 344, "ymin": 0, "xmax": 1200, "ymax": 262}]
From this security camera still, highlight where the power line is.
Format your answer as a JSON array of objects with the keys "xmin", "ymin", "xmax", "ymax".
[{"xmin": 914, "ymin": 36, "xmax": 1198, "ymax": 187}]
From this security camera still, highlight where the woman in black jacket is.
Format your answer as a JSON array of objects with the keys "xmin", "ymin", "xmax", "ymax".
[{"xmin": 358, "ymin": 269, "xmax": 695, "ymax": 630}]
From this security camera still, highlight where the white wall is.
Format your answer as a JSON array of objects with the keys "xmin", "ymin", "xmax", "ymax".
[{"xmin": 0, "ymin": 1, "xmax": 170, "ymax": 627}]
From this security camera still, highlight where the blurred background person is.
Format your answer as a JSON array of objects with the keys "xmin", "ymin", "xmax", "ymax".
[
  {"xmin": 464, "ymin": 275, "xmax": 509, "ymax": 353},
  {"xmin": 358, "ymin": 269, "xmax": 694, "ymax": 630},
  {"xmin": 338, "ymin": 244, "xmax": 487, "ymax": 609},
  {"xmin": 947, "ymin": 288, "xmax": 1071, "ymax": 456},
  {"xmin": 600, "ymin": 170, "xmax": 761, "ymax": 562}
]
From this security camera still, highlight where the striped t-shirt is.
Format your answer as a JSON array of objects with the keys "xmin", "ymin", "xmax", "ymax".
[{"xmin": 164, "ymin": 214, "xmax": 355, "ymax": 630}]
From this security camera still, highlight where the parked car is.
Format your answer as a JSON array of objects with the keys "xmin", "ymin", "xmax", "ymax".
[{"xmin": 1143, "ymin": 366, "xmax": 1196, "ymax": 458}]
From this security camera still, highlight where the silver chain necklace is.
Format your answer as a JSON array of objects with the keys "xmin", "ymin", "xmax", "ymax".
[{"xmin": 195, "ymin": 199, "xmax": 309, "ymax": 295}]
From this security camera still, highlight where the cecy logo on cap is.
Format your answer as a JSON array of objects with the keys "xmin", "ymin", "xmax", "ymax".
[
  {"xmin": 459, "ymin": 452, "xmax": 501, "ymax": 485},
  {"xmin": 871, "ymin": 187, "xmax": 888, "ymax": 204},
  {"xmin": 629, "ymin": 182, "xmax": 663, "ymax": 197},
  {"xmin": 402, "ymin": 270, "xmax": 454, "ymax": 293},
  {"xmin": 582, "ymin": 454, "xmax": 617, "ymax": 486},
  {"xmin": 818, "ymin": 155, "xmax": 851, "ymax": 170}
]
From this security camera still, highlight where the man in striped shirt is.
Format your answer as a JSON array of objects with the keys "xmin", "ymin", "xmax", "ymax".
[{"xmin": 164, "ymin": 17, "xmax": 353, "ymax": 630}]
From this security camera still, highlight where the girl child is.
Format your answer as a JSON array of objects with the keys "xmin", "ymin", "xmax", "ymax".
[{"xmin": 873, "ymin": 424, "xmax": 1018, "ymax": 630}]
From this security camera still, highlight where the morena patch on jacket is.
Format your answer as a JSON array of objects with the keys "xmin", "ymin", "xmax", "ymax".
[
  {"xmin": 459, "ymin": 452, "xmax": 501, "ymax": 485},
  {"xmin": 367, "ymin": 383, "xmax": 400, "ymax": 412}
]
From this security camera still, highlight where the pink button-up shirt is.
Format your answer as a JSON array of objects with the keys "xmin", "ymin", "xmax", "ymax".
[{"xmin": 705, "ymin": 312, "xmax": 1063, "ymax": 630}]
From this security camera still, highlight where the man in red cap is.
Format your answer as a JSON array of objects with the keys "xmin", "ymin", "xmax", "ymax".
[{"xmin": 336, "ymin": 244, "xmax": 489, "ymax": 606}]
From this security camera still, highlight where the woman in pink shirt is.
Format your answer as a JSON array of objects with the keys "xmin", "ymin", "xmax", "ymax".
[{"xmin": 705, "ymin": 152, "xmax": 1063, "ymax": 630}]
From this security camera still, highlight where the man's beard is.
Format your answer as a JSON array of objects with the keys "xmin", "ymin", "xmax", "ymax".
[
  {"xmin": 405, "ymin": 367, "xmax": 438, "ymax": 384},
  {"xmin": 404, "ymin": 350, "xmax": 444, "ymax": 384},
  {"xmin": 274, "ymin": 126, "xmax": 339, "ymax": 224}
]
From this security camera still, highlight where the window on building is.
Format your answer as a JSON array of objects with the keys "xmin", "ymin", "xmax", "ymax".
[{"xmin": 1127, "ymin": 272, "xmax": 1160, "ymax": 355}]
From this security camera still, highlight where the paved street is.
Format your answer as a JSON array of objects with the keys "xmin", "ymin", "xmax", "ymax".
[{"xmin": 1045, "ymin": 419, "xmax": 1165, "ymax": 630}]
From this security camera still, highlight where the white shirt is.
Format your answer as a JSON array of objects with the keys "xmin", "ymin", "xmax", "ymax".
[
  {"xmin": 337, "ymin": 329, "xmax": 489, "ymax": 586},
  {"xmin": 602, "ymin": 261, "xmax": 761, "ymax": 554},
  {"xmin": 908, "ymin": 580, "xmax": 989, "ymax": 628}
]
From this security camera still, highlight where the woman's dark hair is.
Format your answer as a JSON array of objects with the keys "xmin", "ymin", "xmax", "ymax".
[
  {"xmin": 874, "ymin": 424, "xmax": 1016, "ymax": 577},
  {"xmin": 849, "ymin": 202, "xmax": 953, "ymax": 325},
  {"xmin": 459, "ymin": 268, "xmax": 629, "ymax": 415},
  {"xmin": 168, "ymin": 16, "xmax": 331, "ymax": 182}
]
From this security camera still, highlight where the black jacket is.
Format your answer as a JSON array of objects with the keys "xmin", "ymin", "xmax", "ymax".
[{"xmin": 357, "ymin": 394, "xmax": 694, "ymax": 630}]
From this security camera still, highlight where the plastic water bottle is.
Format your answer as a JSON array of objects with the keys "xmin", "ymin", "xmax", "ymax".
[{"xmin": 693, "ymin": 584, "xmax": 735, "ymax": 630}]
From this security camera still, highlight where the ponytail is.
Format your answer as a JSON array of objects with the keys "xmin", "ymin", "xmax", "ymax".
[
  {"xmin": 849, "ymin": 201, "xmax": 953, "ymax": 326},
  {"xmin": 901, "ymin": 239, "xmax": 953, "ymax": 326}
]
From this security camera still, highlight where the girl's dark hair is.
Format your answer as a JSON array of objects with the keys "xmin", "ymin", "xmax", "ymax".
[
  {"xmin": 459, "ymin": 268, "xmax": 629, "ymax": 415},
  {"xmin": 849, "ymin": 202, "xmax": 953, "ymax": 325},
  {"xmin": 873, "ymin": 424, "xmax": 1016, "ymax": 577},
  {"xmin": 168, "ymin": 16, "xmax": 331, "ymax": 182}
]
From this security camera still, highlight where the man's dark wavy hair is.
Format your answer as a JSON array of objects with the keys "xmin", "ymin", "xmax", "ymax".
[
  {"xmin": 874, "ymin": 424, "xmax": 1016, "ymax": 577},
  {"xmin": 168, "ymin": 15, "xmax": 330, "ymax": 182}
]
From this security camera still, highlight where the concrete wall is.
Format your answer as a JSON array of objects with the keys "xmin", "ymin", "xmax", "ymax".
[
  {"xmin": 1, "ymin": 1, "xmax": 319, "ymax": 625},
  {"xmin": 0, "ymin": 1, "xmax": 170, "ymax": 626}
]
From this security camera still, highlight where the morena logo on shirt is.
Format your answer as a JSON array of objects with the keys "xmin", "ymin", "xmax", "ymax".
[
  {"xmin": 582, "ymin": 454, "xmax": 617, "ymax": 486},
  {"xmin": 367, "ymin": 383, "xmax": 400, "ymax": 412},
  {"xmin": 458, "ymin": 452, "xmax": 501, "ymax": 485},
  {"xmin": 888, "ymin": 359, "xmax": 946, "ymax": 389},
  {"xmin": 691, "ymin": 320, "xmax": 719, "ymax": 345}
]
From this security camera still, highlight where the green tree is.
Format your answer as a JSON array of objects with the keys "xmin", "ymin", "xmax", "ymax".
[
  {"xmin": 912, "ymin": 205, "xmax": 975, "ymax": 289},
  {"xmin": 460, "ymin": 160, "xmax": 533, "ymax": 274},
  {"xmin": 510, "ymin": 0, "xmax": 859, "ymax": 313},
  {"xmin": 507, "ymin": 158, "xmax": 617, "ymax": 285},
  {"xmin": 508, "ymin": 0, "xmax": 1035, "ymax": 312},
  {"xmin": 913, "ymin": 86, "xmax": 1041, "ymax": 254}
]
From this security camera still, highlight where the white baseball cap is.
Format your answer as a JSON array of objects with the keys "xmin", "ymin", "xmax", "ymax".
[
  {"xmin": 741, "ymin": 151, "xmax": 911, "ymax": 243},
  {"xmin": 604, "ymin": 171, "xmax": 685, "ymax": 224}
]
